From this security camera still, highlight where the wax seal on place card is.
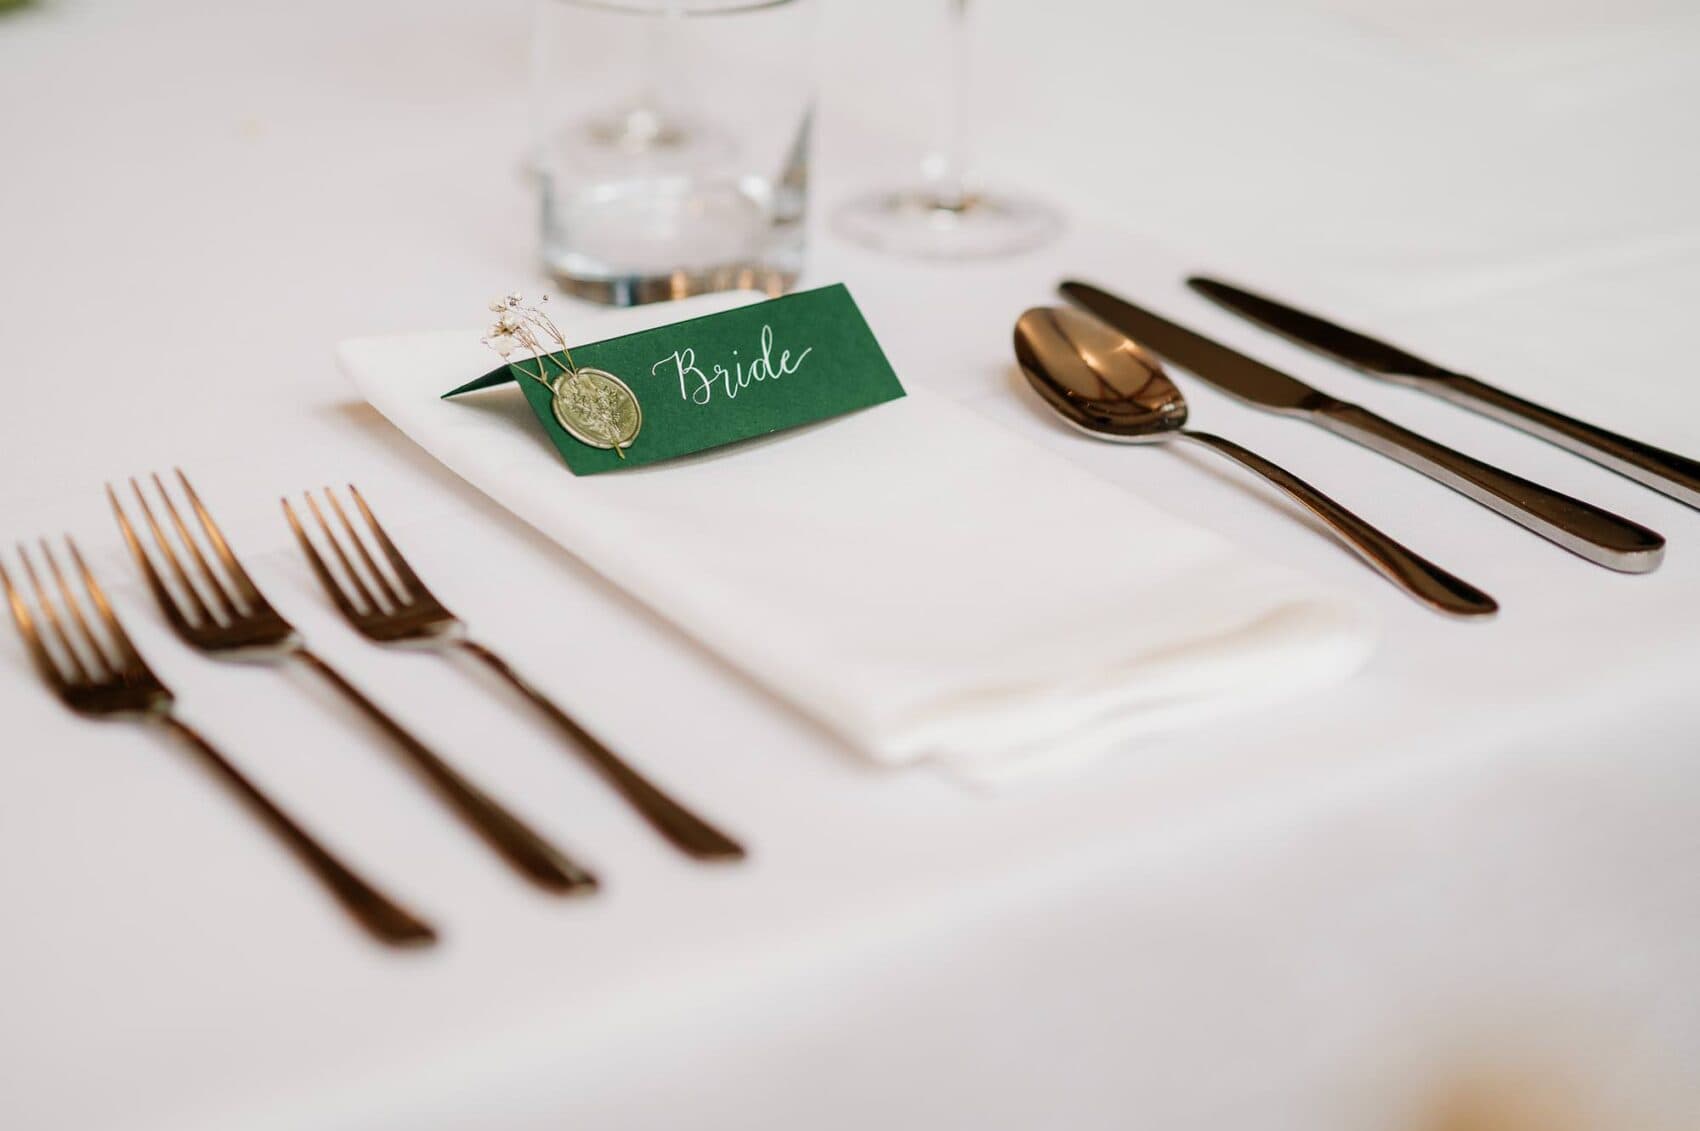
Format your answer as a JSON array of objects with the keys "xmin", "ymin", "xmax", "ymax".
[
  {"xmin": 551, "ymin": 367, "xmax": 642, "ymax": 452},
  {"xmin": 478, "ymin": 292, "xmax": 642, "ymax": 460},
  {"xmin": 446, "ymin": 284, "xmax": 906, "ymax": 476}
]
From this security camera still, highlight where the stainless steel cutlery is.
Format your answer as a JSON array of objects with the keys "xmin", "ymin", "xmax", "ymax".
[
  {"xmin": 1061, "ymin": 280, "xmax": 1666, "ymax": 574},
  {"xmin": 1, "ymin": 538, "xmax": 437, "ymax": 947},
  {"xmin": 1188, "ymin": 276, "xmax": 1700, "ymax": 510},
  {"xmin": 0, "ymin": 465, "xmax": 766, "ymax": 942},
  {"xmin": 110, "ymin": 471, "xmax": 598, "ymax": 894},
  {"xmin": 282, "ymin": 484, "xmax": 743, "ymax": 861},
  {"xmin": 1016, "ymin": 306, "xmax": 1497, "ymax": 617}
]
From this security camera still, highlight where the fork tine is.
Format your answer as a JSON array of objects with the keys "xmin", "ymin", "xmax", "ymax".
[
  {"xmin": 325, "ymin": 489, "xmax": 406, "ymax": 608},
  {"xmin": 282, "ymin": 498, "xmax": 369, "ymax": 622},
  {"xmin": 151, "ymin": 472, "xmax": 239, "ymax": 620},
  {"xmin": 347, "ymin": 485, "xmax": 434, "ymax": 600},
  {"xmin": 0, "ymin": 553, "xmax": 70, "ymax": 688},
  {"xmin": 109, "ymin": 483, "xmax": 201, "ymax": 638},
  {"xmin": 40, "ymin": 539, "xmax": 125, "ymax": 678},
  {"xmin": 175, "ymin": 469, "xmax": 265, "ymax": 607},
  {"xmin": 21, "ymin": 542, "xmax": 102, "ymax": 682},
  {"xmin": 66, "ymin": 537, "xmax": 148, "ymax": 677},
  {"xmin": 128, "ymin": 477, "xmax": 218, "ymax": 629},
  {"xmin": 304, "ymin": 493, "xmax": 385, "ymax": 614}
]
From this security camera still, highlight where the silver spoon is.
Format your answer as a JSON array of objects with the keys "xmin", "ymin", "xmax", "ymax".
[{"xmin": 1015, "ymin": 306, "xmax": 1498, "ymax": 619}]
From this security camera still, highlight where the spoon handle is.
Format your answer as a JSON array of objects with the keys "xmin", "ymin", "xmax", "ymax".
[{"xmin": 1178, "ymin": 429, "xmax": 1498, "ymax": 619}]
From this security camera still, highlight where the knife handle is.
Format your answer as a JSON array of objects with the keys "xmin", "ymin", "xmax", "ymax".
[
  {"xmin": 1429, "ymin": 374, "xmax": 1700, "ymax": 511},
  {"xmin": 1180, "ymin": 430, "xmax": 1498, "ymax": 618},
  {"xmin": 1311, "ymin": 401, "xmax": 1664, "ymax": 573}
]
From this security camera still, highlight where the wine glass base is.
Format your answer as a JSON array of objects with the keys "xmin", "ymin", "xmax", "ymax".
[{"xmin": 834, "ymin": 188, "xmax": 1062, "ymax": 260}]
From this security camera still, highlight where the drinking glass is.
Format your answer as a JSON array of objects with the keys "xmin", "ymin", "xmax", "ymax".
[
  {"xmin": 532, "ymin": 0, "xmax": 817, "ymax": 306},
  {"xmin": 835, "ymin": 0, "xmax": 1060, "ymax": 259}
]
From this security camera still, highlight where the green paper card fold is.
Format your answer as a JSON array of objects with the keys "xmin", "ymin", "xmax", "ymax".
[{"xmin": 444, "ymin": 284, "xmax": 906, "ymax": 475}]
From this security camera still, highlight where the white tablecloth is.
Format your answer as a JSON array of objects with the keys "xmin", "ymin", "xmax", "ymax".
[{"xmin": 1, "ymin": 1, "xmax": 1697, "ymax": 1128}]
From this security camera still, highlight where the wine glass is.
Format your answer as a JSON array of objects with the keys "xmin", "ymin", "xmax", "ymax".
[{"xmin": 834, "ymin": 0, "xmax": 1061, "ymax": 259}]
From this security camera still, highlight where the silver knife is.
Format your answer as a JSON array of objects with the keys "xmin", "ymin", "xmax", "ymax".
[
  {"xmin": 1190, "ymin": 276, "xmax": 1700, "ymax": 511},
  {"xmin": 1060, "ymin": 280, "xmax": 1664, "ymax": 573}
]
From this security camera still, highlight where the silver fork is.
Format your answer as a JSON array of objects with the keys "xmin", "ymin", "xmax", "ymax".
[
  {"xmin": 110, "ymin": 470, "xmax": 597, "ymax": 894},
  {"xmin": 282, "ymin": 485, "xmax": 744, "ymax": 861},
  {"xmin": 0, "ymin": 537, "xmax": 437, "ymax": 947}
]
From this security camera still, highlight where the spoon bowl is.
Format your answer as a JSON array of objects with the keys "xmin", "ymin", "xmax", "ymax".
[{"xmin": 1014, "ymin": 306, "xmax": 1188, "ymax": 442}]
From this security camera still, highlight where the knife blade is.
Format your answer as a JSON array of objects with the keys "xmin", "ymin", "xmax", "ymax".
[
  {"xmin": 1060, "ymin": 282, "xmax": 1337, "ymax": 414},
  {"xmin": 1187, "ymin": 277, "xmax": 1454, "ymax": 380},
  {"xmin": 1059, "ymin": 280, "xmax": 1664, "ymax": 573},
  {"xmin": 1189, "ymin": 276, "xmax": 1700, "ymax": 510}
]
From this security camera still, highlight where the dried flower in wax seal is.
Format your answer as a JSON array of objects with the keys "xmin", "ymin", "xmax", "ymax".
[{"xmin": 478, "ymin": 293, "xmax": 642, "ymax": 458}]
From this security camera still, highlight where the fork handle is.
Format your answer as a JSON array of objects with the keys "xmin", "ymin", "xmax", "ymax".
[
  {"xmin": 457, "ymin": 640, "xmax": 745, "ymax": 861},
  {"xmin": 156, "ymin": 714, "xmax": 437, "ymax": 947},
  {"xmin": 293, "ymin": 649, "xmax": 597, "ymax": 893}
]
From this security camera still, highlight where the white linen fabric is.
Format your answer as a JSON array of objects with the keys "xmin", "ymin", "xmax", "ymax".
[
  {"xmin": 343, "ymin": 292, "xmax": 1374, "ymax": 779},
  {"xmin": 6, "ymin": 1, "xmax": 1700, "ymax": 1128}
]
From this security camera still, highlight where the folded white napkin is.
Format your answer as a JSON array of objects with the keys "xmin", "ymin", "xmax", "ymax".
[{"xmin": 343, "ymin": 292, "xmax": 1374, "ymax": 781}]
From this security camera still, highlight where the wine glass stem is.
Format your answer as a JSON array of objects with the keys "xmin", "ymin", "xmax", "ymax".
[{"xmin": 929, "ymin": 0, "xmax": 973, "ymax": 211}]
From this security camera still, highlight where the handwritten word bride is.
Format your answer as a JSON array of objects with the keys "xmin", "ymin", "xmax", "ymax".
[{"xmin": 652, "ymin": 324, "xmax": 813, "ymax": 405}]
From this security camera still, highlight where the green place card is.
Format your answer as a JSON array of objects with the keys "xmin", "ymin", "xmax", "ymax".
[{"xmin": 444, "ymin": 284, "xmax": 905, "ymax": 475}]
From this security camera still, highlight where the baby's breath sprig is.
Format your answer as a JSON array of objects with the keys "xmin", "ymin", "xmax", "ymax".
[
  {"xmin": 480, "ymin": 292, "xmax": 581, "ymax": 389},
  {"xmin": 477, "ymin": 291, "xmax": 636, "ymax": 460}
]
